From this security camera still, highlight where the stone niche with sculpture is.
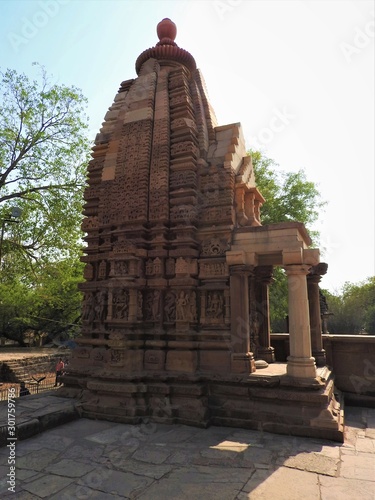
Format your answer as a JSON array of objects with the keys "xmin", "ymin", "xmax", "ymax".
[{"xmin": 63, "ymin": 19, "xmax": 343, "ymax": 441}]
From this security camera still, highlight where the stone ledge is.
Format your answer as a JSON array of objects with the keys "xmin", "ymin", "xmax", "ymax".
[{"xmin": 0, "ymin": 392, "xmax": 81, "ymax": 447}]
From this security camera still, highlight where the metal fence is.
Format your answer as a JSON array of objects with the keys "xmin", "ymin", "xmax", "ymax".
[{"xmin": 0, "ymin": 376, "xmax": 61, "ymax": 401}]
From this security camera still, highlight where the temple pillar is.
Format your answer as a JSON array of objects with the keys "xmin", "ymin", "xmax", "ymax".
[
  {"xmin": 230, "ymin": 265, "xmax": 255, "ymax": 373},
  {"xmin": 284, "ymin": 264, "xmax": 316, "ymax": 379},
  {"xmin": 307, "ymin": 263, "xmax": 328, "ymax": 367},
  {"xmin": 255, "ymin": 266, "xmax": 275, "ymax": 363}
]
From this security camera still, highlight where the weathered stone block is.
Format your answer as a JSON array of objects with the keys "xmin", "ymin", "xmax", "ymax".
[{"xmin": 166, "ymin": 351, "xmax": 198, "ymax": 373}]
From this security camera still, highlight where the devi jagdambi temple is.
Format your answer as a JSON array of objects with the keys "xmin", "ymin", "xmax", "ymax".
[{"xmin": 63, "ymin": 19, "xmax": 343, "ymax": 441}]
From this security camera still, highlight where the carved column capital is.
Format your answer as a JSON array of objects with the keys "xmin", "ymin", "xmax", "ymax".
[
  {"xmin": 284, "ymin": 264, "xmax": 311, "ymax": 276},
  {"xmin": 310, "ymin": 262, "xmax": 328, "ymax": 276},
  {"xmin": 308, "ymin": 262, "xmax": 328, "ymax": 284},
  {"xmin": 229, "ymin": 264, "xmax": 254, "ymax": 276},
  {"xmin": 255, "ymin": 265, "xmax": 274, "ymax": 284},
  {"xmin": 307, "ymin": 273, "xmax": 322, "ymax": 284}
]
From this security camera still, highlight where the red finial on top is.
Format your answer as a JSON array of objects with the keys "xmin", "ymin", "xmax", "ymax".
[
  {"xmin": 157, "ymin": 18, "xmax": 177, "ymax": 43},
  {"xmin": 135, "ymin": 18, "xmax": 196, "ymax": 74}
]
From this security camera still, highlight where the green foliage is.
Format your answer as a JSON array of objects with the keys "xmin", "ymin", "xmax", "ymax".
[
  {"xmin": 251, "ymin": 150, "xmax": 325, "ymax": 244},
  {"xmin": 0, "ymin": 64, "xmax": 90, "ymax": 344},
  {"xmin": 0, "ymin": 63, "xmax": 91, "ymax": 265},
  {"xmin": 250, "ymin": 150, "xmax": 326, "ymax": 331},
  {"xmin": 0, "ymin": 258, "xmax": 83, "ymax": 345},
  {"xmin": 325, "ymin": 277, "xmax": 375, "ymax": 334},
  {"xmin": 268, "ymin": 267, "xmax": 288, "ymax": 332}
]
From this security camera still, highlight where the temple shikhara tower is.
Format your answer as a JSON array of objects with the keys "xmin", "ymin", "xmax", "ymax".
[{"xmin": 65, "ymin": 19, "xmax": 343, "ymax": 441}]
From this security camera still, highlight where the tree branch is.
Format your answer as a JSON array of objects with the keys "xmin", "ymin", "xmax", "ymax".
[{"xmin": 0, "ymin": 182, "xmax": 79, "ymax": 203}]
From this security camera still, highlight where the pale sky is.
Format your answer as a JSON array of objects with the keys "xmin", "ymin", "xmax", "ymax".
[{"xmin": 1, "ymin": 0, "xmax": 374, "ymax": 293}]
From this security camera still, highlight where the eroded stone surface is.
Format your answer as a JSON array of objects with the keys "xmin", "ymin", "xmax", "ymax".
[
  {"xmin": 340, "ymin": 453, "xmax": 375, "ymax": 481},
  {"xmin": 320, "ymin": 475, "xmax": 375, "ymax": 500},
  {"xmin": 132, "ymin": 446, "xmax": 171, "ymax": 464},
  {"xmin": 16, "ymin": 448, "xmax": 60, "ymax": 471},
  {"xmin": 242, "ymin": 467, "xmax": 320, "ymax": 499},
  {"xmin": 22, "ymin": 474, "xmax": 73, "ymax": 498},
  {"xmin": 77, "ymin": 468, "xmax": 153, "ymax": 497},
  {"xmin": 278, "ymin": 451, "xmax": 339, "ymax": 476},
  {"xmin": 44, "ymin": 459, "xmax": 95, "ymax": 478}
]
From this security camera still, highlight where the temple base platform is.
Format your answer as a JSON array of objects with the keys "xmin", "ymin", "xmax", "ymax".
[{"xmin": 60, "ymin": 364, "xmax": 344, "ymax": 442}]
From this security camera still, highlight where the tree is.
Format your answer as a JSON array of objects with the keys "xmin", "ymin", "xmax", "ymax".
[
  {"xmin": 0, "ymin": 64, "xmax": 90, "ymax": 267},
  {"xmin": 0, "ymin": 64, "xmax": 91, "ymax": 344},
  {"xmin": 251, "ymin": 150, "xmax": 325, "ymax": 243},
  {"xmin": 0, "ymin": 257, "xmax": 83, "ymax": 346},
  {"xmin": 250, "ymin": 150, "xmax": 326, "ymax": 331},
  {"xmin": 324, "ymin": 277, "xmax": 375, "ymax": 334}
]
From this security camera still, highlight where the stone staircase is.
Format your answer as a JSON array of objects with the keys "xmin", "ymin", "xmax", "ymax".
[{"xmin": 0, "ymin": 353, "xmax": 67, "ymax": 383}]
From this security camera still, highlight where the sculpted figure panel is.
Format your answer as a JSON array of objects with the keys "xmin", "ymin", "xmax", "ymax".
[
  {"xmin": 165, "ymin": 258, "xmax": 175, "ymax": 276},
  {"xmin": 113, "ymin": 289, "xmax": 129, "ymax": 320},
  {"xmin": 83, "ymin": 263, "xmax": 94, "ymax": 281},
  {"xmin": 114, "ymin": 261, "xmax": 128, "ymax": 276},
  {"xmin": 146, "ymin": 259, "xmax": 154, "ymax": 276},
  {"xmin": 189, "ymin": 291, "xmax": 197, "ymax": 322},
  {"xmin": 110, "ymin": 349, "xmax": 123, "ymax": 365},
  {"xmin": 176, "ymin": 291, "xmax": 189, "ymax": 321},
  {"xmin": 175, "ymin": 291, "xmax": 197, "ymax": 322},
  {"xmin": 164, "ymin": 291, "xmax": 176, "ymax": 322},
  {"xmin": 98, "ymin": 261, "xmax": 107, "ymax": 280},
  {"xmin": 82, "ymin": 293, "xmax": 95, "ymax": 322},
  {"xmin": 153, "ymin": 257, "xmax": 163, "ymax": 276},
  {"xmin": 145, "ymin": 290, "xmax": 161, "ymax": 321},
  {"xmin": 207, "ymin": 291, "xmax": 224, "ymax": 319},
  {"xmin": 96, "ymin": 290, "xmax": 108, "ymax": 322},
  {"xmin": 146, "ymin": 258, "xmax": 164, "ymax": 277}
]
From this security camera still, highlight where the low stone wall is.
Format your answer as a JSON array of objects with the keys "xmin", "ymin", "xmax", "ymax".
[
  {"xmin": 271, "ymin": 333, "xmax": 375, "ymax": 406},
  {"xmin": 0, "ymin": 352, "xmax": 70, "ymax": 383},
  {"xmin": 323, "ymin": 335, "xmax": 375, "ymax": 406}
]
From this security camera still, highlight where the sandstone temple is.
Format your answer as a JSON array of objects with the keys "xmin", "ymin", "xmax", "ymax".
[{"xmin": 64, "ymin": 19, "xmax": 343, "ymax": 441}]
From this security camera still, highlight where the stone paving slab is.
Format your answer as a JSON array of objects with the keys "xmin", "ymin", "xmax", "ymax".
[
  {"xmin": 0, "ymin": 392, "xmax": 80, "ymax": 446},
  {"xmin": 241, "ymin": 466, "xmax": 321, "ymax": 499},
  {"xmin": 0, "ymin": 402, "xmax": 374, "ymax": 498},
  {"xmin": 319, "ymin": 475, "xmax": 375, "ymax": 500}
]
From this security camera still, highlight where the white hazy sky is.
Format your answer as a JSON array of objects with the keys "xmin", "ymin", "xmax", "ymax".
[{"xmin": 1, "ymin": 0, "xmax": 374, "ymax": 293}]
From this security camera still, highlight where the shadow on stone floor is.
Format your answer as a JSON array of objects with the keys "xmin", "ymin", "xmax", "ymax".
[{"xmin": 1, "ymin": 405, "xmax": 373, "ymax": 499}]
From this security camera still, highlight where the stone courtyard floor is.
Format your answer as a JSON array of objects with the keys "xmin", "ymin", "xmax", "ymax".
[{"xmin": 0, "ymin": 393, "xmax": 374, "ymax": 499}]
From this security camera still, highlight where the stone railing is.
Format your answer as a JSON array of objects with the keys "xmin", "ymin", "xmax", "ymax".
[{"xmin": 271, "ymin": 333, "xmax": 375, "ymax": 406}]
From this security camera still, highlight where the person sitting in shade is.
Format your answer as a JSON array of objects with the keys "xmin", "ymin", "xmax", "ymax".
[
  {"xmin": 54, "ymin": 358, "xmax": 65, "ymax": 387},
  {"xmin": 20, "ymin": 381, "xmax": 30, "ymax": 397}
]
